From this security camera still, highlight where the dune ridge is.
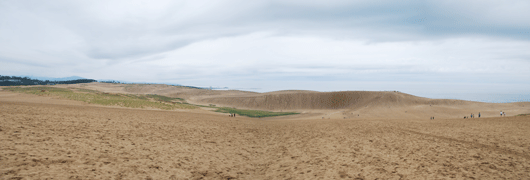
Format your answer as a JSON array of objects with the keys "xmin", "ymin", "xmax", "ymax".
[
  {"xmin": 198, "ymin": 91, "xmax": 473, "ymax": 110},
  {"xmin": 24, "ymin": 83, "xmax": 528, "ymax": 119}
]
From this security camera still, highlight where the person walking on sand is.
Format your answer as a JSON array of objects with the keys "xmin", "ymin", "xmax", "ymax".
[
  {"xmin": 478, "ymin": 112, "xmax": 481, "ymax": 118},
  {"xmin": 500, "ymin": 111, "xmax": 503, "ymax": 117}
]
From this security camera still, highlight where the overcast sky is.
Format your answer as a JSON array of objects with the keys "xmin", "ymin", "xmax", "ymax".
[{"xmin": 1, "ymin": 0, "xmax": 529, "ymax": 95}]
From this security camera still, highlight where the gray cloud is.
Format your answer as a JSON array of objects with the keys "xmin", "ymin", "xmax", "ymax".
[{"xmin": 1, "ymin": 0, "xmax": 529, "ymax": 94}]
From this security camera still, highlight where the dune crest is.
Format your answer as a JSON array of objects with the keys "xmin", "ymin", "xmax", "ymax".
[{"xmin": 198, "ymin": 91, "xmax": 468, "ymax": 110}]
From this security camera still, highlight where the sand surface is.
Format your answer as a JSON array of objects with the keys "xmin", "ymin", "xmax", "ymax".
[{"xmin": 2, "ymin": 85, "xmax": 530, "ymax": 179}]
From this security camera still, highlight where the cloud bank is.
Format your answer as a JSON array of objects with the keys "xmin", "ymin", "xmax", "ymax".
[{"xmin": 1, "ymin": 0, "xmax": 529, "ymax": 94}]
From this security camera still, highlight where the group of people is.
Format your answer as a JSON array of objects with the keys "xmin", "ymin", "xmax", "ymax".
[
  {"xmin": 229, "ymin": 113, "xmax": 236, "ymax": 117},
  {"xmin": 463, "ymin": 111, "xmax": 509, "ymax": 119},
  {"xmin": 464, "ymin": 112, "xmax": 481, "ymax": 119},
  {"xmin": 430, "ymin": 116, "xmax": 435, "ymax": 120}
]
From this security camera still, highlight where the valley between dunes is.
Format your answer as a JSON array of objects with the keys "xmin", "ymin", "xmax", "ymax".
[{"xmin": 1, "ymin": 83, "xmax": 530, "ymax": 179}]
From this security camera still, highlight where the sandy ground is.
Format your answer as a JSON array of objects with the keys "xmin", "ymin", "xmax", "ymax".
[{"xmin": 1, "ymin": 90, "xmax": 530, "ymax": 179}]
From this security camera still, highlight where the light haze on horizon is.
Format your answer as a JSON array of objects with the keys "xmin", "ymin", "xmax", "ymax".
[{"xmin": 1, "ymin": 0, "xmax": 529, "ymax": 97}]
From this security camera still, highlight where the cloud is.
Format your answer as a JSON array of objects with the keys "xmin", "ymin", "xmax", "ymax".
[
  {"xmin": 123, "ymin": 32, "xmax": 530, "ymax": 84},
  {"xmin": 0, "ymin": 0, "xmax": 529, "ymax": 94}
]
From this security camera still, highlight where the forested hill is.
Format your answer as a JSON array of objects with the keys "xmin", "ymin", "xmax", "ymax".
[{"xmin": 0, "ymin": 75, "xmax": 96, "ymax": 86}]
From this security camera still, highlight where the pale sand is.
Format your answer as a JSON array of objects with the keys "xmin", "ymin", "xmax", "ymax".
[{"xmin": 1, "ymin": 84, "xmax": 530, "ymax": 179}]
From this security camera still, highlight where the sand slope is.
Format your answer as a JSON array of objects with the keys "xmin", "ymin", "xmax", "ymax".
[
  {"xmin": 198, "ymin": 91, "xmax": 452, "ymax": 110},
  {"xmin": 196, "ymin": 90, "xmax": 530, "ymax": 120},
  {"xmin": 1, "ymin": 91, "xmax": 530, "ymax": 179}
]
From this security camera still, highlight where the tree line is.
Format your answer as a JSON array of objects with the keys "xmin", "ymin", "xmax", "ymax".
[{"xmin": 0, "ymin": 75, "xmax": 97, "ymax": 86}]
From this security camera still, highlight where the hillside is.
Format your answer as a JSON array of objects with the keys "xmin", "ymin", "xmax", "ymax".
[
  {"xmin": 22, "ymin": 82, "xmax": 530, "ymax": 120},
  {"xmin": 196, "ymin": 91, "xmax": 463, "ymax": 110},
  {"xmin": 193, "ymin": 90, "xmax": 529, "ymax": 119}
]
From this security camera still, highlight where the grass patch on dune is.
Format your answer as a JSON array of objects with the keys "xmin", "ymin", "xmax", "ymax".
[
  {"xmin": 4, "ymin": 86, "xmax": 298, "ymax": 117},
  {"xmin": 3, "ymin": 86, "xmax": 196, "ymax": 110},
  {"xmin": 146, "ymin": 94, "xmax": 185, "ymax": 102},
  {"xmin": 214, "ymin": 107, "xmax": 299, "ymax": 118},
  {"xmin": 517, "ymin": 113, "xmax": 530, "ymax": 117}
]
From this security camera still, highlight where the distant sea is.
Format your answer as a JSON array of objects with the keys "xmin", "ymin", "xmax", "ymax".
[{"xmin": 415, "ymin": 93, "xmax": 530, "ymax": 103}]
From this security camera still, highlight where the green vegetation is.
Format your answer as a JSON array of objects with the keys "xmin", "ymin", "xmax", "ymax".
[
  {"xmin": 145, "ymin": 94, "xmax": 184, "ymax": 102},
  {"xmin": 4, "ymin": 86, "xmax": 299, "ymax": 118},
  {"xmin": 3, "ymin": 86, "xmax": 196, "ymax": 110},
  {"xmin": 214, "ymin": 107, "xmax": 299, "ymax": 118},
  {"xmin": 0, "ymin": 75, "xmax": 96, "ymax": 86},
  {"xmin": 517, "ymin": 113, "xmax": 530, "ymax": 117},
  {"xmin": 193, "ymin": 104, "xmax": 211, "ymax": 108}
]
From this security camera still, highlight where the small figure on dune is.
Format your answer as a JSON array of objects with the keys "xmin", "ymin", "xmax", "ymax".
[
  {"xmin": 478, "ymin": 112, "xmax": 481, "ymax": 118},
  {"xmin": 500, "ymin": 111, "xmax": 503, "ymax": 117},
  {"xmin": 503, "ymin": 112, "xmax": 506, "ymax": 117}
]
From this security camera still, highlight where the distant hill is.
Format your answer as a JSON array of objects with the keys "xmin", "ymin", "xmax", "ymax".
[
  {"xmin": 0, "ymin": 75, "xmax": 96, "ymax": 86},
  {"xmin": 23, "ymin": 75, "xmax": 87, "ymax": 81},
  {"xmin": 97, "ymin": 79, "xmax": 208, "ymax": 90}
]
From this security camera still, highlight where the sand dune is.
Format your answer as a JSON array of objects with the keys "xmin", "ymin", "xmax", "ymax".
[
  {"xmin": 198, "ymin": 91, "xmax": 446, "ymax": 110},
  {"xmin": 195, "ymin": 90, "xmax": 529, "ymax": 120},
  {"xmin": 12, "ymin": 83, "xmax": 528, "ymax": 120},
  {"xmin": 1, "ymin": 89, "xmax": 530, "ymax": 179},
  {"xmin": 39, "ymin": 83, "xmax": 530, "ymax": 120}
]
